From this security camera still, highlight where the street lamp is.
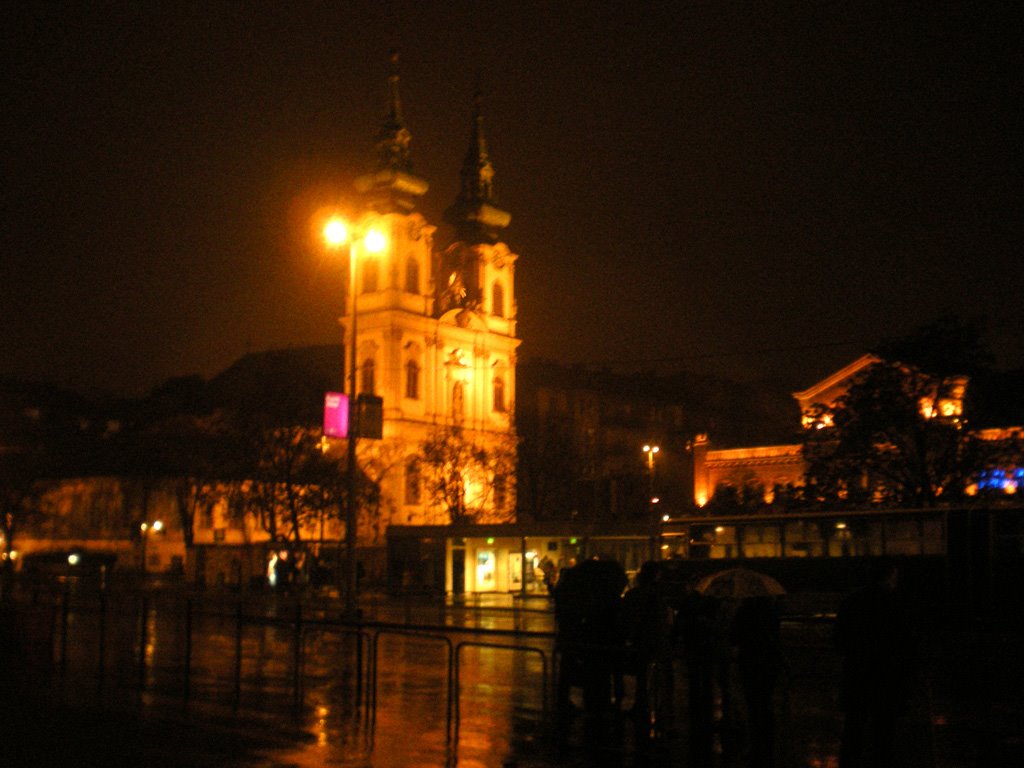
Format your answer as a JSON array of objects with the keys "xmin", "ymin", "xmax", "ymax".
[
  {"xmin": 643, "ymin": 443, "xmax": 660, "ymax": 537},
  {"xmin": 324, "ymin": 216, "xmax": 386, "ymax": 620},
  {"xmin": 140, "ymin": 519, "xmax": 163, "ymax": 575}
]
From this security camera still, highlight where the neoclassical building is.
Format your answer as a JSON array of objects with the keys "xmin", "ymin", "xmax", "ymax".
[
  {"xmin": 691, "ymin": 355, "xmax": 879, "ymax": 506},
  {"xmin": 335, "ymin": 62, "xmax": 520, "ymax": 538}
]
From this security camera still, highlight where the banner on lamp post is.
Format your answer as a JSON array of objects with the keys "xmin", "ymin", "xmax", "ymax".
[{"xmin": 323, "ymin": 392, "xmax": 349, "ymax": 438}]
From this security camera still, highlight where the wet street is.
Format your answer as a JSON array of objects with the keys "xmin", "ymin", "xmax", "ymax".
[{"xmin": 3, "ymin": 587, "xmax": 1022, "ymax": 767}]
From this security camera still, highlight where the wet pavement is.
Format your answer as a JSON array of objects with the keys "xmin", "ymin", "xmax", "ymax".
[{"xmin": 2, "ymin": 589, "xmax": 1022, "ymax": 767}]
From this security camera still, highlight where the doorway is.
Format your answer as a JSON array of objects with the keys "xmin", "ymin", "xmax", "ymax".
[{"xmin": 451, "ymin": 548, "xmax": 465, "ymax": 595}]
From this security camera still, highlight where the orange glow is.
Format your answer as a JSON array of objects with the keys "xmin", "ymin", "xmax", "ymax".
[
  {"xmin": 324, "ymin": 218, "xmax": 387, "ymax": 254},
  {"xmin": 364, "ymin": 228, "xmax": 387, "ymax": 253},
  {"xmin": 939, "ymin": 398, "xmax": 962, "ymax": 417},
  {"xmin": 324, "ymin": 218, "xmax": 349, "ymax": 246}
]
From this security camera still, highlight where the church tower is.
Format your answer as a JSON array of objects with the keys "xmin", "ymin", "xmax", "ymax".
[{"xmin": 346, "ymin": 60, "xmax": 519, "ymax": 539}]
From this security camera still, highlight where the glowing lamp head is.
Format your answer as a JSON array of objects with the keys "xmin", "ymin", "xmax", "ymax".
[
  {"xmin": 68, "ymin": 553, "xmax": 80, "ymax": 566},
  {"xmin": 324, "ymin": 219, "xmax": 349, "ymax": 247},
  {"xmin": 363, "ymin": 228, "xmax": 387, "ymax": 253},
  {"xmin": 152, "ymin": 520, "xmax": 164, "ymax": 532}
]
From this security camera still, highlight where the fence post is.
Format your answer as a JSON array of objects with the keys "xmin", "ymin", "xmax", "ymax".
[
  {"xmin": 356, "ymin": 629, "xmax": 364, "ymax": 706},
  {"xmin": 183, "ymin": 596, "xmax": 193, "ymax": 706},
  {"xmin": 59, "ymin": 583, "xmax": 70, "ymax": 676},
  {"xmin": 97, "ymin": 584, "xmax": 107, "ymax": 691},
  {"xmin": 233, "ymin": 598, "xmax": 243, "ymax": 709},
  {"xmin": 292, "ymin": 600, "xmax": 303, "ymax": 710},
  {"xmin": 138, "ymin": 594, "xmax": 149, "ymax": 691}
]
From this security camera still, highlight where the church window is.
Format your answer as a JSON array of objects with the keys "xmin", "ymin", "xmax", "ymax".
[
  {"xmin": 405, "ymin": 459, "xmax": 421, "ymax": 505},
  {"xmin": 492, "ymin": 281, "xmax": 505, "ymax": 318},
  {"xmin": 405, "ymin": 257, "xmax": 419, "ymax": 293},
  {"xmin": 405, "ymin": 359, "xmax": 420, "ymax": 400},
  {"xmin": 360, "ymin": 358, "xmax": 375, "ymax": 394},
  {"xmin": 492, "ymin": 376, "xmax": 506, "ymax": 413},
  {"xmin": 362, "ymin": 260, "xmax": 379, "ymax": 293},
  {"xmin": 452, "ymin": 381, "xmax": 465, "ymax": 423}
]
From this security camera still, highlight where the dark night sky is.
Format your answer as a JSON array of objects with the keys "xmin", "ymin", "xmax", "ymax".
[{"xmin": 2, "ymin": 2, "xmax": 1021, "ymax": 397}]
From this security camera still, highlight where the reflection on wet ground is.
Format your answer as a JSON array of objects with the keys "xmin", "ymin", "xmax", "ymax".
[{"xmin": 4, "ymin": 590, "xmax": 1023, "ymax": 767}]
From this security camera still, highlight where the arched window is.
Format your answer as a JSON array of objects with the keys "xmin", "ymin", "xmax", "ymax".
[
  {"xmin": 405, "ymin": 257, "xmax": 419, "ymax": 293},
  {"xmin": 362, "ymin": 259, "xmax": 379, "ymax": 293},
  {"xmin": 405, "ymin": 359, "xmax": 420, "ymax": 400},
  {"xmin": 492, "ymin": 376, "xmax": 506, "ymax": 413},
  {"xmin": 491, "ymin": 281, "xmax": 505, "ymax": 318},
  {"xmin": 360, "ymin": 358, "xmax": 375, "ymax": 394},
  {"xmin": 452, "ymin": 381, "xmax": 464, "ymax": 423},
  {"xmin": 404, "ymin": 459, "xmax": 421, "ymax": 505}
]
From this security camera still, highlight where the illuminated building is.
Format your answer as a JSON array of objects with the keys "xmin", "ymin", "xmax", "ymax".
[
  {"xmin": 693, "ymin": 354, "xmax": 1022, "ymax": 506},
  {"xmin": 327, "ymin": 62, "xmax": 520, "ymax": 539}
]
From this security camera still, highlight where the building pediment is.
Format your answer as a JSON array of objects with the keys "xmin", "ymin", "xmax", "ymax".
[{"xmin": 792, "ymin": 353, "xmax": 880, "ymax": 412}]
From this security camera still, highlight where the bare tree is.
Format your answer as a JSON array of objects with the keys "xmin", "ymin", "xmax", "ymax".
[
  {"xmin": 244, "ymin": 424, "xmax": 340, "ymax": 546},
  {"xmin": 420, "ymin": 426, "xmax": 517, "ymax": 524}
]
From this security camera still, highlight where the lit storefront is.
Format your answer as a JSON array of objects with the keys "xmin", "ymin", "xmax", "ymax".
[{"xmin": 387, "ymin": 522, "xmax": 659, "ymax": 596}]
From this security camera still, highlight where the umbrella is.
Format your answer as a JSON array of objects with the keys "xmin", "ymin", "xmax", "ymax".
[{"xmin": 695, "ymin": 567, "xmax": 785, "ymax": 598}]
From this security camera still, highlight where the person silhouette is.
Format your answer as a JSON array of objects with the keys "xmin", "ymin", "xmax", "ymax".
[
  {"xmin": 622, "ymin": 561, "xmax": 673, "ymax": 726},
  {"xmin": 835, "ymin": 557, "xmax": 915, "ymax": 768},
  {"xmin": 733, "ymin": 595, "xmax": 783, "ymax": 768},
  {"xmin": 677, "ymin": 582, "xmax": 718, "ymax": 767}
]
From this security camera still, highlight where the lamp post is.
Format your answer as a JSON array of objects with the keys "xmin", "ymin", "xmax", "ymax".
[
  {"xmin": 140, "ymin": 519, "xmax": 163, "ymax": 576},
  {"xmin": 643, "ymin": 444, "xmax": 659, "ymax": 561},
  {"xmin": 642, "ymin": 444, "xmax": 660, "ymax": 552},
  {"xmin": 324, "ymin": 217, "xmax": 386, "ymax": 620}
]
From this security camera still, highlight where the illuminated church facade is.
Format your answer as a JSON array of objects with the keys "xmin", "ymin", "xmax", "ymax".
[{"xmin": 337, "ymin": 61, "xmax": 520, "ymax": 540}]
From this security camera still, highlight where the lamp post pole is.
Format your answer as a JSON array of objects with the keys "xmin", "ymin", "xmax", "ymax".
[
  {"xmin": 643, "ymin": 444, "xmax": 660, "ymax": 555},
  {"xmin": 141, "ymin": 522, "xmax": 149, "ymax": 576},
  {"xmin": 325, "ymin": 217, "xmax": 385, "ymax": 621},
  {"xmin": 344, "ymin": 236, "xmax": 359, "ymax": 620}
]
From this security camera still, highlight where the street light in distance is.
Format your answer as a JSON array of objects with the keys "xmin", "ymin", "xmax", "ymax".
[{"xmin": 140, "ymin": 520, "xmax": 163, "ymax": 576}]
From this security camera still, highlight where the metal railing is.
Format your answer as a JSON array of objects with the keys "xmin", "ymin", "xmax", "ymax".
[{"xmin": 6, "ymin": 579, "xmax": 556, "ymax": 763}]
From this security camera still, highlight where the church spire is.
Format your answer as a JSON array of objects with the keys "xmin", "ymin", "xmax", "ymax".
[
  {"xmin": 445, "ymin": 89, "xmax": 510, "ymax": 244},
  {"xmin": 376, "ymin": 50, "xmax": 412, "ymax": 173},
  {"xmin": 459, "ymin": 90, "xmax": 494, "ymax": 204},
  {"xmin": 355, "ymin": 51, "xmax": 428, "ymax": 213}
]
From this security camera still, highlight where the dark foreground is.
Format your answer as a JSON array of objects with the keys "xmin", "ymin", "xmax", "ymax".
[{"xmin": 1, "ymin": 589, "xmax": 1022, "ymax": 767}]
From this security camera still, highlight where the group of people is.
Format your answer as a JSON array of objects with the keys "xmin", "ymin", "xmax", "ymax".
[{"xmin": 553, "ymin": 555, "xmax": 915, "ymax": 768}]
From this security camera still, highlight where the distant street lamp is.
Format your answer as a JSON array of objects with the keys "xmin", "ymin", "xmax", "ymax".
[
  {"xmin": 140, "ymin": 519, "xmax": 163, "ymax": 575},
  {"xmin": 643, "ymin": 444, "xmax": 660, "ymax": 536},
  {"xmin": 324, "ymin": 216, "xmax": 386, "ymax": 620}
]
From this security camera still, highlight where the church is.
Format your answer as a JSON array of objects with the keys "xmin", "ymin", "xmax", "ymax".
[
  {"xmin": 331, "ymin": 57, "xmax": 521, "ymax": 538},
  {"xmin": 2, "ymin": 58, "xmax": 522, "ymax": 589}
]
